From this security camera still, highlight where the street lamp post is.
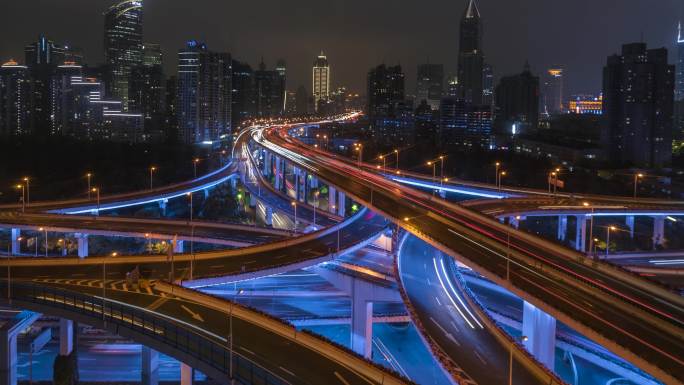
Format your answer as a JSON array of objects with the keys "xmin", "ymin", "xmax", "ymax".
[
  {"xmin": 498, "ymin": 171, "xmax": 507, "ymax": 191},
  {"xmin": 291, "ymin": 201, "xmax": 297, "ymax": 233},
  {"xmin": 584, "ymin": 202, "xmax": 595, "ymax": 256},
  {"xmin": 104, "ymin": 252, "xmax": 118, "ymax": 322},
  {"xmin": 92, "ymin": 188, "xmax": 100, "ymax": 215},
  {"xmin": 634, "ymin": 173, "xmax": 644, "ymax": 199},
  {"xmin": 39, "ymin": 228, "xmax": 47, "ymax": 257},
  {"xmin": 187, "ymin": 193, "xmax": 194, "ymax": 222},
  {"xmin": 86, "ymin": 173, "xmax": 92, "ymax": 200},
  {"xmin": 439, "ymin": 156, "xmax": 445, "ymax": 187},
  {"xmin": 495, "ymin": 162, "xmax": 501, "ymax": 186},
  {"xmin": 15, "ymin": 185, "xmax": 25, "ymax": 213},
  {"xmin": 605, "ymin": 226, "xmax": 616, "ymax": 259},
  {"xmin": 149, "ymin": 167, "xmax": 157, "ymax": 190},
  {"xmin": 509, "ymin": 335, "xmax": 529, "ymax": 385},
  {"xmin": 313, "ymin": 191, "xmax": 320, "ymax": 227},
  {"xmin": 193, "ymin": 158, "xmax": 200, "ymax": 178},
  {"xmin": 394, "ymin": 149, "xmax": 399, "ymax": 171},
  {"xmin": 23, "ymin": 178, "xmax": 30, "ymax": 207}
]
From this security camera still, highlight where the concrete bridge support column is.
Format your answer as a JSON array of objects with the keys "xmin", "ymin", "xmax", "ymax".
[
  {"xmin": 0, "ymin": 331, "xmax": 17, "ymax": 385},
  {"xmin": 10, "ymin": 229, "xmax": 20, "ymax": 255},
  {"xmin": 337, "ymin": 192, "xmax": 346, "ymax": 217},
  {"xmin": 575, "ymin": 216, "xmax": 587, "ymax": 252},
  {"xmin": 158, "ymin": 200, "xmax": 168, "ymax": 216},
  {"xmin": 174, "ymin": 240, "xmax": 184, "ymax": 254},
  {"xmin": 262, "ymin": 151, "xmax": 271, "ymax": 177},
  {"xmin": 328, "ymin": 186, "xmax": 337, "ymax": 213},
  {"xmin": 626, "ymin": 216, "xmax": 635, "ymax": 239},
  {"xmin": 274, "ymin": 157, "xmax": 283, "ymax": 191},
  {"xmin": 522, "ymin": 301, "xmax": 556, "ymax": 371},
  {"xmin": 557, "ymin": 215, "xmax": 568, "ymax": 241},
  {"xmin": 351, "ymin": 289, "xmax": 373, "ymax": 359},
  {"xmin": 653, "ymin": 216, "xmax": 665, "ymax": 249},
  {"xmin": 509, "ymin": 216, "xmax": 521, "ymax": 229},
  {"xmin": 249, "ymin": 194, "xmax": 257, "ymax": 208},
  {"xmin": 59, "ymin": 319, "xmax": 74, "ymax": 356},
  {"xmin": 265, "ymin": 206, "xmax": 273, "ymax": 227},
  {"xmin": 293, "ymin": 167, "xmax": 301, "ymax": 201},
  {"xmin": 180, "ymin": 363, "xmax": 194, "ymax": 385},
  {"xmin": 141, "ymin": 346, "xmax": 159, "ymax": 385},
  {"xmin": 75, "ymin": 234, "xmax": 88, "ymax": 258}
]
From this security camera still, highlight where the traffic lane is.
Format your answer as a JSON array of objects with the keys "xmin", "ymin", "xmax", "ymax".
[
  {"xmin": 0, "ymin": 209, "xmax": 388, "ymax": 282},
  {"xmin": 399, "ymin": 235, "xmax": 541, "ymax": 385},
  {"xmin": 32, "ymin": 281, "xmax": 374, "ymax": 385},
  {"xmin": 0, "ymin": 215, "xmax": 286, "ymax": 245}
]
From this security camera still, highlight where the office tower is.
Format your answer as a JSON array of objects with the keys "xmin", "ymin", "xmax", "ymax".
[
  {"xmin": 541, "ymin": 67, "xmax": 564, "ymax": 116},
  {"xmin": 253, "ymin": 59, "xmax": 286, "ymax": 118},
  {"xmin": 143, "ymin": 43, "xmax": 163, "ymax": 66},
  {"xmin": 494, "ymin": 63, "xmax": 539, "ymax": 136},
  {"xmin": 439, "ymin": 97, "xmax": 492, "ymax": 147},
  {"xmin": 104, "ymin": 0, "xmax": 144, "ymax": 108},
  {"xmin": 165, "ymin": 76, "xmax": 178, "ymax": 139},
  {"xmin": 296, "ymin": 85, "xmax": 309, "ymax": 116},
  {"xmin": 177, "ymin": 41, "xmax": 232, "ymax": 144},
  {"xmin": 568, "ymin": 94, "xmax": 603, "ymax": 115},
  {"xmin": 25, "ymin": 36, "xmax": 66, "ymax": 66},
  {"xmin": 231, "ymin": 60, "xmax": 254, "ymax": 126},
  {"xmin": 446, "ymin": 76, "xmax": 459, "ymax": 98},
  {"xmin": 313, "ymin": 52, "xmax": 330, "ymax": 112},
  {"xmin": 0, "ymin": 60, "xmax": 32, "ymax": 136},
  {"xmin": 457, "ymin": 0, "xmax": 484, "ymax": 105},
  {"xmin": 49, "ymin": 63, "xmax": 83, "ymax": 136},
  {"xmin": 602, "ymin": 43, "xmax": 674, "ymax": 168},
  {"xmin": 675, "ymin": 22, "xmax": 684, "ymax": 140},
  {"xmin": 482, "ymin": 63, "xmax": 494, "ymax": 107},
  {"xmin": 276, "ymin": 60, "xmax": 287, "ymax": 113},
  {"xmin": 416, "ymin": 63, "xmax": 444, "ymax": 110},
  {"xmin": 415, "ymin": 100, "xmax": 438, "ymax": 143},
  {"xmin": 367, "ymin": 64, "xmax": 412, "ymax": 144},
  {"xmin": 130, "ymin": 64, "xmax": 165, "ymax": 140}
]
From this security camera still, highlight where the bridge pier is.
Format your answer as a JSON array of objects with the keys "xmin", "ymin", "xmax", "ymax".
[
  {"xmin": 174, "ymin": 240, "xmax": 184, "ymax": 254},
  {"xmin": 574, "ymin": 216, "xmax": 587, "ymax": 252},
  {"xmin": 0, "ymin": 312, "xmax": 40, "ymax": 385},
  {"xmin": 328, "ymin": 186, "xmax": 337, "ymax": 213},
  {"xmin": 265, "ymin": 206, "xmax": 273, "ymax": 227},
  {"xmin": 249, "ymin": 194, "xmax": 256, "ymax": 208},
  {"xmin": 274, "ymin": 156, "xmax": 283, "ymax": 192},
  {"xmin": 10, "ymin": 229, "xmax": 20, "ymax": 255},
  {"xmin": 557, "ymin": 215, "xmax": 568, "ymax": 241},
  {"xmin": 509, "ymin": 216, "xmax": 522, "ymax": 229},
  {"xmin": 351, "ymin": 292, "xmax": 373, "ymax": 359},
  {"xmin": 141, "ymin": 346, "xmax": 159, "ymax": 385},
  {"xmin": 522, "ymin": 301, "xmax": 556, "ymax": 370},
  {"xmin": 180, "ymin": 363, "xmax": 194, "ymax": 385},
  {"xmin": 262, "ymin": 151, "xmax": 271, "ymax": 177},
  {"xmin": 75, "ymin": 233, "xmax": 89, "ymax": 258},
  {"xmin": 653, "ymin": 216, "xmax": 665, "ymax": 249},
  {"xmin": 159, "ymin": 200, "xmax": 168, "ymax": 216},
  {"xmin": 337, "ymin": 192, "xmax": 346, "ymax": 217},
  {"xmin": 626, "ymin": 215, "xmax": 635, "ymax": 239}
]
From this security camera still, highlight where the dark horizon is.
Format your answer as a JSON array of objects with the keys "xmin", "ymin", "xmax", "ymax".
[{"xmin": 1, "ymin": 0, "xmax": 682, "ymax": 96}]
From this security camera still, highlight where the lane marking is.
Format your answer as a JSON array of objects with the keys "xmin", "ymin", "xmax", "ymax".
[{"xmin": 334, "ymin": 371, "xmax": 351, "ymax": 385}]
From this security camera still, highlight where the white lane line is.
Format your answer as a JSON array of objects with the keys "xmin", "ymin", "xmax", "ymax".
[
  {"xmin": 279, "ymin": 366, "xmax": 295, "ymax": 377},
  {"xmin": 239, "ymin": 346, "xmax": 255, "ymax": 355},
  {"xmin": 334, "ymin": 371, "xmax": 351, "ymax": 385},
  {"xmin": 474, "ymin": 350, "xmax": 487, "ymax": 365},
  {"xmin": 435, "ymin": 297, "xmax": 442, "ymax": 306}
]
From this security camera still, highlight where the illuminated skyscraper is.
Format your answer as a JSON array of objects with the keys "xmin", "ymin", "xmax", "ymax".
[
  {"xmin": 603, "ymin": 43, "xmax": 674, "ymax": 168},
  {"xmin": 416, "ymin": 63, "xmax": 443, "ymax": 110},
  {"xmin": 104, "ymin": 0, "xmax": 144, "ymax": 109},
  {"xmin": 457, "ymin": 0, "xmax": 484, "ymax": 105},
  {"xmin": 541, "ymin": 67, "xmax": 564, "ymax": 116},
  {"xmin": 675, "ymin": 22, "xmax": 684, "ymax": 140},
  {"xmin": 0, "ymin": 60, "xmax": 32, "ymax": 136},
  {"xmin": 143, "ymin": 43, "xmax": 162, "ymax": 67},
  {"xmin": 312, "ymin": 52, "xmax": 330, "ymax": 111}
]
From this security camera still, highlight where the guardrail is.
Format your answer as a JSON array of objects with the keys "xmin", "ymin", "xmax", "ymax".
[{"xmin": 0, "ymin": 280, "xmax": 289, "ymax": 385}]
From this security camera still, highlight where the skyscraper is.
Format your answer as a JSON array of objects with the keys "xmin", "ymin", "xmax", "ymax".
[
  {"xmin": 177, "ymin": 41, "xmax": 232, "ymax": 144},
  {"xmin": 602, "ymin": 43, "xmax": 674, "ymax": 168},
  {"xmin": 143, "ymin": 43, "xmax": 163, "ymax": 66},
  {"xmin": 457, "ymin": 0, "xmax": 484, "ymax": 105},
  {"xmin": 25, "ymin": 36, "xmax": 65, "ymax": 66},
  {"xmin": 367, "ymin": 64, "xmax": 412, "ymax": 144},
  {"xmin": 416, "ymin": 63, "xmax": 444, "ymax": 110},
  {"xmin": 25, "ymin": 35, "xmax": 67, "ymax": 136},
  {"xmin": 675, "ymin": 22, "xmax": 684, "ymax": 140},
  {"xmin": 0, "ymin": 60, "xmax": 32, "ymax": 136},
  {"xmin": 231, "ymin": 60, "xmax": 254, "ymax": 126},
  {"xmin": 253, "ymin": 59, "xmax": 286, "ymax": 118},
  {"xmin": 541, "ymin": 67, "xmax": 564, "ymax": 116},
  {"xmin": 104, "ymin": 0, "xmax": 144, "ymax": 108},
  {"xmin": 494, "ymin": 63, "xmax": 539, "ymax": 136},
  {"xmin": 482, "ymin": 63, "xmax": 494, "ymax": 107},
  {"xmin": 312, "ymin": 52, "xmax": 330, "ymax": 112}
]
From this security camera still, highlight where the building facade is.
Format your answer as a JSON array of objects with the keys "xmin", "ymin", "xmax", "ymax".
[
  {"xmin": 602, "ymin": 43, "xmax": 674, "ymax": 168},
  {"xmin": 0, "ymin": 60, "xmax": 32, "ymax": 136},
  {"xmin": 253, "ymin": 59, "xmax": 286, "ymax": 118},
  {"xmin": 312, "ymin": 52, "xmax": 330, "ymax": 112},
  {"xmin": 367, "ymin": 64, "xmax": 412, "ymax": 144},
  {"xmin": 177, "ymin": 41, "xmax": 232, "ymax": 144},
  {"xmin": 675, "ymin": 22, "xmax": 684, "ymax": 141},
  {"xmin": 104, "ymin": 0, "xmax": 144, "ymax": 108},
  {"xmin": 457, "ymin": 0, "xmax": 484, "ymax": 105},
  {"xmin": 541, "ymin": 67, "xmax": 564, "ymax": 116},
  {"xmin": 494, "ymin": 63, "xmax": 539, "ymax": 136},
  {"xmin": 416, "ymin": 63, "xmax": 444, "ymax": 110}
]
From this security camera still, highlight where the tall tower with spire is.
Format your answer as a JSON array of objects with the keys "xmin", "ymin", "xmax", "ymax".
[{"xmin": 457, "ymin": 0, "xmax": 484, "ymax": 105}]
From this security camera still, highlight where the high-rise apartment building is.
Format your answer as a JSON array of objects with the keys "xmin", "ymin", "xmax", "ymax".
[
  {"xmin": 482, "ymin": 63, "xmax": 494, "ymax": 107},
  {"xmin": 253, "ymin": 59, "xmax": 286, "ymax": 118},
  {"xmin": 602, "ymin": 43, "xmax": 674, "ymax": 168},
  {"xmin": 675, "ymin": 22, "xmax": 684, "ymax": 140},
  {"xmin": 231, "ymin": 60, "xmax": 254, "ymax": 126},
  {"xmin": 367, "ymin": 64, "xmax": 412, "ymax": 144},
  {"xmin": 416, "ymin": 63, "xmax": 444, "ymax": 110},
  {"xmin": 313, "ymin": 52, "xmax": 330, "ymax": 112},
  {"xmin": 0, "ymin": 60, "xmax": 32, "ymax": 136},
  {"xmin": 177, "ymin": 41, "xmax": 232, "ymax": 144},
  {"xmin": 541, "ymin": 67, "xmax": 564, "ymax": 116},
  {"xmin": 104, "ymin": 0, "xmax": 144, "ymax": 108},
  {"xmin": 457, "ymin": 0, "xmax": 484, "ymax": 105},
  {"xmin": 494, "ymin": 63, "xmax": 539, "ymax": 136},
  {"xmin": 143, "ymin": 43, "xmax": 162, "ymax": 66}
]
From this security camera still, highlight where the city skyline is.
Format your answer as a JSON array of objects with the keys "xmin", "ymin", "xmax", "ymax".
[{"xmin": 0, "ymin": 0, "xmax": 682, "ymax": 96}]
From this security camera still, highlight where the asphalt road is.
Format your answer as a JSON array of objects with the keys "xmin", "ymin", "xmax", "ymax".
[{"xmin": 258, "ymin": 124, "xmax": 684, "ymax": 384}]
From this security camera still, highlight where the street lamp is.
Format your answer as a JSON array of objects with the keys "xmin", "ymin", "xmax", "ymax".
[
  {"xmin": 187, "ymin": 192, "xmax": 194, "ymax": 222},
  {"xmin": 103, "ymin": 252, "xmax": 118, "ymax": 322},
  {"xmin": 379, "ymin": 155, "xmax": 386, "ymax": 173},
  {"xmin": 15, "ymin": 185, "xmax": 25, "ymax": 213},
  {"xmin": 605, "ymin": 226, "xmax": 616, "ymax": 259},
  {"xmin": 86, "ymin": 173, "xmax": 93, "ymax": 200},
  {"xmin": 92, "ymin": 188, "xmax": 100, "ymax": 215},
  {"xmin": 394, "ymin": 149, "xmax": 399, "ymax": 171},
  {"xmin": 354, "ymin": 144, "xmax": 363, "ymax": 168},
  {"xmin": 23, "ymin": 177, "xmax": 30, "ymax": 206},
  {"xmin": 38, "ymin": 227, "xmax": 47, "ymax": 257},
  {"xmin": 495, "ymin": 162, "xmax": 501, "ymax": 186},
  {"xmin": 633, "ymin": 173, "xmax": 644, "ymax": 199},
  {"xmin": 498, "ymin": 171, "xmax": 507, "ymax": 191},
  {"xmin": 313, "ymin": 191, "xmax": 320, "ymax": 227},
  {"xmin": 291, "ymin": 201, "xmax": 298, "ymax": 233},
  {"xmin": 149, "ymin": 167, "xmax": 157, "ymax": 190},
  {"xmin": 509, "ymin": 335, "xmax": 529, "ymax": 385},
  {"xmin": 193, "ymin": 158, "xmax": 200, "ymax": 178},
  {"xmin": 439, "ymin": 156, "xmax": 445, "ymax": 187}
]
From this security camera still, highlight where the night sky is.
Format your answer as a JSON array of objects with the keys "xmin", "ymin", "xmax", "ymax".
[{"xmin": 1, "ymin": 0, "xmax": 682, "ymax": 96}]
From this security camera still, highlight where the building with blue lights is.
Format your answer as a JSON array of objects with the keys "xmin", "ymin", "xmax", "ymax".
[
  {"xmin": 0, "ymin": 60, "xmax": 32, "ymax": 136},
  {"xmin": 675, "ymin": 22, "xmax": 684, "ymax": 141}
]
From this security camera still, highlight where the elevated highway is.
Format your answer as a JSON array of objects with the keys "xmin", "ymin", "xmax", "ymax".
[{"xmin": 252, "ymin": 123, "xmax": 684, "ymax": 385}]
